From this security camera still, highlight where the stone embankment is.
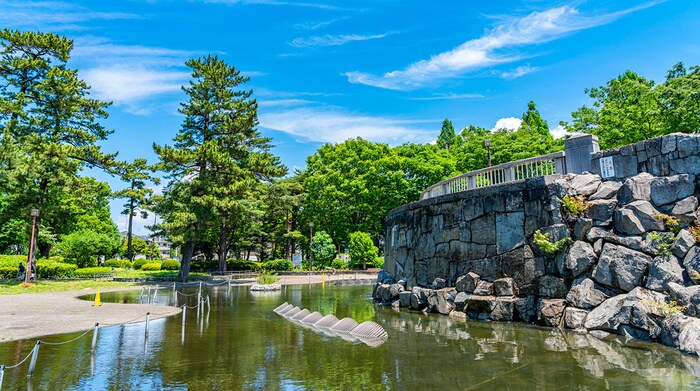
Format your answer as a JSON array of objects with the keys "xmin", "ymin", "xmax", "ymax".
[{"xmin": 375, "ymin": 153, "xmax": 700, "ymax": 355}]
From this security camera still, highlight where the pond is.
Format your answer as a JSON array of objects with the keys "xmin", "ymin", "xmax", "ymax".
[{"xmin": 1, "ymin": 283, "xmax": 700, "ymax": 390}]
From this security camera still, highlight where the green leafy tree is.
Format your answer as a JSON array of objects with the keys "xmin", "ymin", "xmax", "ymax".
[
  {"xmin": 310, "ymin": 230, "xmax": 335, "ymax": 269},
  {"xmin": 349, "ymin": 231, "xmax": 378, "ymax": 270},
  {"xmin": 437, "ymin": 119, "xmax": 456, "ymax": 150},
  {"xmin": 520, "ymin": 100, "xmax": 550, "ymax": 136},
  {"xmin": 57, "ymin": 229, "xmax": 120, "ymax": 268},
  {"xmin": 657, "ymin": 62, "xmax": 700, "ymax": 134}
]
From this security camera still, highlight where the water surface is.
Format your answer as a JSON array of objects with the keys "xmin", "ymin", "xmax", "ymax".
[{"xmin": 1, "ymin": 284, "xmax": 699, "ymax": 390}]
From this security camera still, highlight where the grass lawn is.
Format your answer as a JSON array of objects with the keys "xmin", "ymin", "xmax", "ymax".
[{"xmin": 0, "ymin": 280, "xmax": 142, "ymax": 295}]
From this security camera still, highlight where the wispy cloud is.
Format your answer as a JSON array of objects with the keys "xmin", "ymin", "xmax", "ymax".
[
  {"xmin": 499, "ymin": 65, "xmax": 539, "ymax": 79},
  {"xmin": 290, "ymin": 32, "xmax": 391, "ymax": 48},
  {"xmin": 201, "ymin": 0, "xmax": 339, "ymax": 10},
  {"xmin": 82, "ymin": 67, "xmax": 188, "ymax": 103},
  {"xmin": 492, "ymin": 117, "xmax": 521, "ymax": 132},
  {"xmin": 408, "ymin": 93, "xmax": 484, "ymax": 101},
  {"xmin": 295, "ymin": 16, "xmax": 350, "ymax": 30},
  {"xmin": 0, "ymin": 1, "xmax": 142, "ymax": 30},
  {"xmin": 345, "ymin": 2, "xmax": 664, "ymax": 90},
  {"xmin": 259, "ymin": 104, "xmax": 435, "ymax": 144}
]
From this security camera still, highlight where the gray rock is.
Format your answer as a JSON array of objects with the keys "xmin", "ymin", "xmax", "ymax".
[
  {"xmin": 472, "ymin": 214, "xmax": 496, "ymax": 244},
  {"xmin": 645, "ymin": 255, "xmax": 685, "ymax": 292},
  {"xmin": 409, "ymin": 287, "xmax": 428, "ymax": 310},
  {"xmin": 514, "ymin": 296, "xmax": 537, "ymax": 322},
  {"xmin": 588, "ymin": 199, "xmax": 617, "ymax": 223},
  {"xmin": 431, "ymin": 278, "xmax": 446, "ymax": 290},
  {"xmin": 538, "ymin": 299, "xmax": 567, "ymax": 327},
  {"xmin": 671, "ymin": 196, "xmax": 699, "ymax": 224},
  {"xmin": 678, "ymin": 317, "xmax": 700, "ymax": 356},
  {"xmin": 562, "ymin": 240, "xmax": 597, "ymax": 278},
  {"xmin": 496, "ymin": 212, "xmax": 525, "ymax": 254},
  {"xmin": 540, "ymin": 223, "xmax": 570, "ymax": 242},
  {"xmin": 489, "ymin": 297, "xmax": 517, "ymax": 321},
  {"xmin": 617, "ymin": 173, "xmax": 654, "ymax": 205},
  {"xmin": 651, "ymin": 175, "xmax": 695, "ymax": 206},
  {"xmin": 566, "ymin": 278, "xmax": 609, "ymax": 309},
  {"xmin": 538, "ymin": 275, "xmax": 567, "ymax": 298},
  {"xmin": 572, "ymin": 218, "xmax": 593, "ymax": 241},
  {"xmin": 493, "ymin": 277, "xmax": 517, "ymax": 296},
  {"xmin": 592, "ymin": 243, "xmax": 653, "ymax": 292},
  {"xmin": 673, "ymin": 229, "xmax": 697, "ymax": 259},
  {"xmin": 586, "ymin": 226, "xmax": 612, "ymax": 242},
  {"xmin": 433, "ymin": 288, "xmax": 457, "ymax": 315},
  {"xmin": 589, "ymin": 181, "xmax": 622, "ymax": 201},
  {"xmin": 377, "ymin": 270, "xmax": 395, "ymax": 284},
  {"xmin": 464, "ymin": 295, "xmax": 497, "ymax": 318},
  {"xmin": 389, "ymin": 283, "xmax": 404, "ymax": 298},
  {"xmin": 570, "ymin": 173, "xmax": 602, "ymax": 196},
  {"xmin": 584, "ymin": 287, "xmax": 665, "ymax": 335},
  {"xmin": 564, "ymin": 307, "xmax": 590, "ymax": 329},
  {"xmin": 642, "ymin": 231, "xmax": 675, "ymax": 255},
  {"xmin": 683, "ymin": 246, "xmax": 700, "ymax": 281},
  {"xmin": 593, "ymin": 239, "xmax": 603, "ymax": 255},
  {"xmin": 473, "ymin": 281, "xmax": 494, "ymax": 296},
  {"xmin": 377, "ymin": 284, "xmax": 394, "ymax": 302},
  {"xmin": 399, "ymin": 291, "xmax": 411, "ymax": 307},
  {"xmin": 615, "ymin": 201, "xmax": 664, "ymax": 235},
  {"xmin": 667, "ymin": 283, "xmax": 700, "ymax": 318},
  {"xmin": 455, "ymin": 272, "xmax": 480, "ymax": 293},
  {"xmin": 454, "ymin": 291, "xmax": 469, "ymax": 312}
]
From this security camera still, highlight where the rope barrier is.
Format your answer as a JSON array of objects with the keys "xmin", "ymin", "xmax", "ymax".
[
  {"xmin": 2, "ymin": 348, "xmax": 34, "ymax": 370},
  {"xmin": 39, "ymin": 329, "xmax": 92, "ymax": 345}
]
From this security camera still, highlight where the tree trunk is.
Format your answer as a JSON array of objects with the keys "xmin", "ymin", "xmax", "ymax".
[
  {"xmin": 218, "ymin": 215, "xmax": 228, "ymax": 272},
  {"xmin": 127, "ymin": 195, "xmax": 135, "ymax": 260},
  {"xmin": 178, "ymin": 240, "xmax": 195, "ymax": 282}
]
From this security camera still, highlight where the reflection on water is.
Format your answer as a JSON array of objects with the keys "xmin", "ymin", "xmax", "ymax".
[{"xmin": 2, "ymin": 284, "xmax": 700, "ymax": 390}]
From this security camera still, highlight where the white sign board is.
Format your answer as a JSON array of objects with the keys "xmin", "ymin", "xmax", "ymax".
[
  {"xmin": 292, "ymin": 253, "xmax": 302, "ymax": 268},
  {"xmin": 599, "ymin": 156, "xmax": 615, "ymax": 178}
]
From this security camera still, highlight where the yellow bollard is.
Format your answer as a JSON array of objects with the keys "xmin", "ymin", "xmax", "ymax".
[
  {"xmin": 92, "ymin": 289, "xmax": 102, "ymax": 307},
  {"xmin": 322, "ymin": 272, "xmax": 325, "ymax": 282}
]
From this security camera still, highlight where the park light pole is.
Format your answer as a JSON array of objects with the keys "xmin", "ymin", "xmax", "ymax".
[
  {"xmin": 25, "ymin": 209, "xmax": 40, "ymax": 285},
  {"xmin": 308, "ymin": 222, "xmax": 314, "ymax": 271},
  {"xmin": 484, "ymin": 139, "xmax": 492, "ymax": 167}
]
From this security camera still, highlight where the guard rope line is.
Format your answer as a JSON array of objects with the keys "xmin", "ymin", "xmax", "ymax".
[
  {"xmin": 2, "ymin": 348, "xmax": 34, "ymax": 369},
  {"xmin": 39, "ymin": 329, "xmax": 92, "ymax": 345}
]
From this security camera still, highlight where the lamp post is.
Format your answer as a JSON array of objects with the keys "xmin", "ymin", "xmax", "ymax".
[
  {"xmin": 308, "ymin": 222, "xmax": 314, "ymax": 271},
  {"xmin": 25, "ymin": 209, "xmax": 40, "ymax": 285},
  {"xmin": 484, "ymin": 139, "xmax": 492, "ymax": 167}
]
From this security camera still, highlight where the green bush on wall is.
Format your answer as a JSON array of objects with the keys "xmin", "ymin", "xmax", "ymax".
[
  {"xmin": 262, "ymin": 259, "xmax": 292, "ymax": 271},
  {"xmin": 161, "ymin": 260, "xmax": 180, "ymax": 270},
  {"xmin": 141, "ymin": 262, "xmax": 162, "ymax": 271}
]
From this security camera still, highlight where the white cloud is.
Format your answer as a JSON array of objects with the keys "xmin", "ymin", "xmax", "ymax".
[
  {"xmin": 0, "ymin": 1, "xmax": 141, "ymax": 30},
  {"xmin": 345, "ymin": 2, "xmax": 664, "ymax": 90},
  {"xmin": 201, "ymin": 0, "xmax": 339, "ymax": 10},
  {"xmin": 549, "ymin": 124, "xmax": 568, "ymax": 139},
  {"xmin": 499, "ymin": 65, "xmax": 539, "ymax": 79},
  {"xmin": 290, "ymin": 33, "xmax": 391, "ymax": 48},
  {"xmin": 295, "ymin": 16, "xmax": 350, "ymax": 30},
  {"xmin": 408, "ymin": 93, "xmax": 484, "ymax": 101},
  {"xmin": 82, "ymin": 67, "xmax": 188, "ymax": 103},
  {"xmin": 492, "ymin": 117, "xmax": 521, "ymax": 132},
  {"xmin": 259, "ymin": 105, "xmax": 435, "ymax": 144}
]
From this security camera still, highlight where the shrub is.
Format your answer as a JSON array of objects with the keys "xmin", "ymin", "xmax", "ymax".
[
  {"xmin": 559, "ymin": 195, "xmax": 591, "ymax": 216},
  {"xmin": 161, "ymin": 260, "xmax": 181, "ymax": 270},
  {"xmin": 331, "ymin": 258, "xmax": 349, "ymax": 270},
  {"xmin": 262, "ymin": 259, "xmax": 292, "ymax": 271},
  {"xmin": 533, "ymin": 230, "xmax": 571, "ymax": 256},
  {"xmin": 373, "ymin": 257, "xmax": 384, "ymax": 268},
  {"xmin": 141, "ymin": 262, "xmax": 162, "ymax": 271},
  {"xmin": 688, "ymin": 221, "xmax": 700, "ymax": 242},
  {"xmin": 36, "ymin": 260, "xmax": 78, "ymax": 278},
  {"xmin": 57, "ymin": 230, "xmax": 120, "ymax": 268},
  {"xmin": 132, "ymin": 259, "xmax": 149, "ymax": 270},
  {"xmin": 227, "ymin": 259, "xmax": 262, "ymax": 271},
  {"xmin": 103, "ymin": 259, "xmax": 132, "ymax": 269},
  {"xmin": 0, "ymin": 254, "xmax": 26, "ymax": 268},
  {"xmin": 191, "ymin": 258, "xmax": 218, "ymax": 272},
  {"xmin": 644, "ymin": 296, "xmax": 686, "ymax": 317},
  {"xmin": 256, "ymin": 270, "xmax": 279, "ymax": 285},
  {"xmin": 647, "ymin": 232, "xmax": 674, "ymax": 256},
  {"xmin": 74, "ymin": 267, "xmax": 113, "ymax": 277},
  {"xmin": 655, "ymin": 212, "xmax": 680, "ymax": 234},
  {"xmin": 311, "ymin": 231, "xmax": 336, "ymax": 268},
  {"xmin": 349, "ymin": 231, "xmax": 378, "ymax": 269},
  {"xmin": 0, "ymin": 266, "xmax": 17, "ymax": 279}
]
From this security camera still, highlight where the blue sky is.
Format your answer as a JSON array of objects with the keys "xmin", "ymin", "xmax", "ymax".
[{"xmin": 2, "ymin": 0, "xmax": 699, "ymax": 234}]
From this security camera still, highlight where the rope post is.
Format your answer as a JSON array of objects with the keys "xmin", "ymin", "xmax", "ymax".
[
  {"xmin": 147, "ymin": 286, "xmax": 152, "ymax": 304},
  {"xmin": 26, "ymin": 341, "xmax": 40, "ymax": 378},
  {"xmin": 198, "ymin": 281, "xmax": 202, "ymax": 299},
  {"xmin": 206, "ymin": 295, "xmax": 211, "ymax": 313},
  {"xmin": 172, "ymin": 282, "xmax": 176, "ymax": 291},
  {"xmin": 144, "ymin": 312, "xmax": 151, "ymax": 340},
  {"xmin": 1, "ymin": 364, "xmax": 5, "ymax": 391},
  {"xmin": 91, "ymin": 323, "xmax": 99, "ymax": 352},
  {"xmin": 153, "ymin": 287, "xmax": 158, "ymax": 303}
]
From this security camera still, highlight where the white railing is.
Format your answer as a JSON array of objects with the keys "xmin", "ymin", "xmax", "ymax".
[{"xmin": 420, "ymin": 151, "xmax": 566, "ymax": 200}]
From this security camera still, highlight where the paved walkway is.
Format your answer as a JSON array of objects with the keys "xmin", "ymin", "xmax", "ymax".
[{"xmin": 0, "ymin": 273, "xmax": 377, "ymax": 343}]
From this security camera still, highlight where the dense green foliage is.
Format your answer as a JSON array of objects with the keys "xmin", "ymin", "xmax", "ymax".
[
  {"xmin": 103, "ymin": 259, "xmax": 132, "ymax": 269},
  {"xmin": 161, "ymin": 259, "xmax": 181, "ymax": 270},
  {"xmin": 256, "ymin": 270, "xmax": 279, "ymax": 285},
  {"xmin": 262, "ymin": 259, "xmax": 292, "ymax": 271},
  {"xmin": 349, "ymin": 231, "xmax": 379, "ymax": 270},
  {"xmin": 310, "ymin": 231, "xmax": 336, "ymax": 268},
  {"xmin": 141, "ymin": 262, "xmax": 162, "ymax": 271},
  {"xmin": 56, "ymin": 230, "xmax": 120, "ymax": 268},
  {"xmin": 132, "ymin": 259, "xmax": 150, "ymax": 270}
]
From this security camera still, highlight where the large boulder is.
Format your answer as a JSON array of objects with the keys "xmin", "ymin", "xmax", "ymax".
[
  {"xmin": 493, "ymin": 277, "xmax": 517, "ymax": 296},
  {"xmin": 454, "ymin": 292, "xmax": 469, "ymax": 312},
  {"xmin": 566, "ymin": 278, "xmax": 609, "ymax": 309},
  {"xmin": 515, "ymin": 296, "xmax": 537, "ymax": 322},
  {"xmin": 572, "ymin": 218, "xmax": 593, "ymax": 241},
  {"xmin": 377, "ymin": 270, "xmax": 395, "ymax": 284},
  {"xmin": 671, "ymin": 196, "xmax": 699, "ymax": 224},
  {"xmin": 614, "ymin": 201, "xmax": 664, "ymax": 235},
  {"xmin": 673, "ymin": 229, "xmax": 697, "ymax": 259},
  {"xmin": 473, "ymin": 281, "xmax": 494, "ymax": 296},
  {"xmin": 683, "ymin": 246, "xmax": 700, "ymax": 280},
  {"xmin": 645, "ymin": 255, "xmax": 685, "ymax": 292},
  {"xmin": 650, "ymin": 174, "xmax": 695, "ymax": 206},
  {"xmin": 589, "ymin": 181, "xmax": 622, "ymax": 201},
  {"xmin": 592, "ymin": 243, "xmax": 653, "ymax": 292},
  {"xmin": 399, "ymin": 291, "xmax": 411, "ymax": 307},
  {"xmin": 538, "ymin": 299, "xmax": 566, "ymax": 327},
  {"xmin": 617, "ymin": 173, "xmax": 654, "ymax": 205},
  {"xmin": 584, "ymin": 287, "xmax": 665, "ymax": 340},
  {"xmin": 464, "ymin": 295, "xmax": 497, "ymax": 320},
  {"xmin": 538, "ymin": 275, "xmax": 567, "ymax": 298},
  {"xmin": 667, "ymin": 283, "xmax": 700, "ymax": 318},
  {"xmin": 588, "ymin": 199, "xmax": 617, "ymax": 223},
  {"xmin": 489, "ymin": 297, "xmax": 517, "ymax": 321},
  {"xmin": 570, "ymin": 173, "xmax": 602, "ymax": 196},
  {"xmin": 409, "ymin": 287, "xmax": 429, "ymax": 310},
  {"xmin": 431, "ymin": 278, "xmax": 446, "ymax": 290},
  {"xmin": 455, "ymin": 272, "xmax": 480, "ymax": 293},
  {"xmin": 427, "ymin": 288, "xmax": 457, "ymax": 315},
  {"xmin": 558, "ymin": 240, "xmax": 597, "ymax": 278},
  {"xmin": 660, "ymin": 315, "xmax": 700, "ymax": 356},
  {"xmin": 564, "ymin": 307, "xmax": 589, "ymax": 329}
]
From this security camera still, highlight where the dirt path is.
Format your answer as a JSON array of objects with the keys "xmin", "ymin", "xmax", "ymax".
[{"xmin": 0, "ymin": 273, "xmax": 377, "ymax": 343}]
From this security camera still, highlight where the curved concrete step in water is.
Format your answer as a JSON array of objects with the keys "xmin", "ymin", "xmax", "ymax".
[
  {"xmin": 282, "ymin": 306, "xmax": 301, "ymax": 318},
  {"xmin": 313, "ymin": 314, "xmax": 340, "ymax": 330},
  {"xmin": 350, "ymin": 321, "xmax": 389, "ymax": 342},
  {"xmin": 330, "ymin": 318, "xmax": 360, "ymax": 335},
  {"xmin": 299, "ymin": 311, "xmax": 324, "ymax": 327},
  {"xmin": 273, "ymin": 302, "xmax": 292, "ymax": 314},
  {"xmin": 290, "ymin": 308, "xmax": 311, "ymax": 322}
]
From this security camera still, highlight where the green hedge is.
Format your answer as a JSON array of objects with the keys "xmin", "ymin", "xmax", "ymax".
[
  {"xmin": 103, "ymin": 259, "xmax": 132, "ymax": 269},
  {"xmin": 141, "ymin": 262, "xmax": 162, "ymax": 271},
  {"xmin": 37, "ymin": 261, "xmax": 78, "ymax": 278},
  {"xmin": 331, "ymin": 258, "xmax": 349, "ymax": 270},
  {"xmin": 373, "ymin": 257, "xmax": 384, "ymax": 268},
  {"xmin": 0, "ymin": 266, "xmax": 17, "ymax": 279},
  {"xmin": 161, "ymin": 260, "xmax": 180, "ymax": 270},
  {"xmin": 0, "ymin": 254, "xmax": 25, "ymax": 267},
  {"xmin": 132, "ymin": 259, "xmax": 149, "ymax": 270},
  {"xmin": 227, "ymin": 259, "xmax": 262, "ymax": 271},
  {"xmin": 74, "ymin": 267, "xmax": 113, "ymax": 277},
  {"xmin": 262, "ymin": 259, "xmax": 292, "ymax": 271}
]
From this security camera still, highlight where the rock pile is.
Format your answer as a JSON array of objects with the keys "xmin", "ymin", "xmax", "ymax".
[{"xmin": 375, "ymin": 170, "xmax": 700, "ymax": 355}]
